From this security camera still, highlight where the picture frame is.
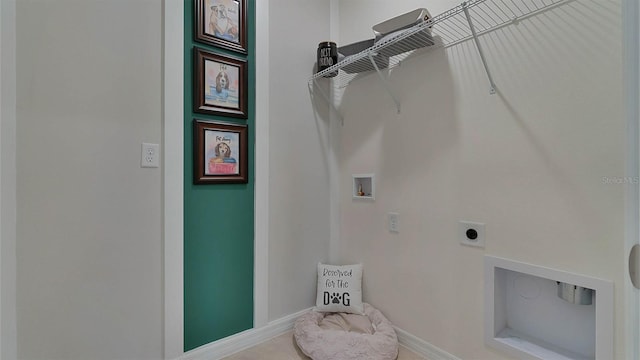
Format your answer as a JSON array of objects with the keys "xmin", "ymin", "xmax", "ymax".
[
  {"xmin": 193, "ymin": 120, "xmax": 248, "ymax": 184},
  {"xmin": 194, "ymin": 48, "xmax": 248, "ymax": 119},
  {"xmin": 195, "ymin": 0, "xmax": 247, "ymax": 54}
]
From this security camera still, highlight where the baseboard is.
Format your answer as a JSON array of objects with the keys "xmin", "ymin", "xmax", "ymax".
[
  {"xmin": 179, "ymin": 307, "xmax": 311, "ymax": 360},
  {"xmin": 177, "ymin": 308, "xmax": 458, "ymax": 360},
  {"xmin": 395, "ymin": 326, "xmax": 461, "ymax": 360}
]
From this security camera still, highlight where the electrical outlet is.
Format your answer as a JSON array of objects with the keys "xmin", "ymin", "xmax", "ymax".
[
  {"xmin": 458, "ymin": 220, "xmax": 485, "ymax": 248},
  {"xmin": 388, "ymin": 212, "xmax": 399, "ymax": 233},
  {"xmin": 141, "ymin": 143, "xmax": 160, "ymax": 168}
]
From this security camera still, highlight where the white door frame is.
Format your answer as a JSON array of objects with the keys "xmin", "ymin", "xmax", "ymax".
[
  {"xmin": 162, "ymin": 0, "xmax": 184, "ymax": 358},
  {"xmin": 162, "ymin": 0, "xmax": 270, "ymax": 358}
]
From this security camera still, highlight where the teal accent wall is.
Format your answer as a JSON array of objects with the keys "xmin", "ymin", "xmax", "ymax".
[{"xmin": 184, "ymin": 0, "xmax": 255, "ymax": 351}]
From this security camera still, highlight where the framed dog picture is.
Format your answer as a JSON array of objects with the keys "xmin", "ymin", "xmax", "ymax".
[
  {"xmin": 194, "ymin": 48, "xmax": 248, "ymax": 119},
  {"xmin": 195, "ymin": 0, "xmax": 247, "ymax": 54},
  {"xmin": 193, "ymin": 120, "xmax": 248, "ymax": 184}
]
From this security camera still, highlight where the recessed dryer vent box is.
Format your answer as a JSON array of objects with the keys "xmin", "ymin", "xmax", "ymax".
[{"xmin": 484, "ymin": 256, "xmax": 613, "ymax": 360}]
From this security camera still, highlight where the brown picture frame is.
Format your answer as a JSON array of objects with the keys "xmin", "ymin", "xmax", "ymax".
[
  {"xmin": 193, "ymin": 120, "xmax": 248, "ymax": 184},
  {"xmin": 195, "ymin": 0, "xmax": 247, "ymax": 54},
  {"xmin": 194, "ymin": 48, "xmax": 248, "ymax": 119}
]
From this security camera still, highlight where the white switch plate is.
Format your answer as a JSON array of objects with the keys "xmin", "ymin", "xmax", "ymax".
[
  {"xmin": 459, "ymin": 220, "xmax": 485, "ymax": 248},
  {"xmin": 141, "ymin": 143, "xmax": 160, "ymax": 168},
  {"xmin": 388, "ymin": 212, "xmax": 399, "ymax": 233}
]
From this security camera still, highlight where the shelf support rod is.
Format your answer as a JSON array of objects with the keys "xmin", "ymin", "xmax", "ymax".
[
  {"xmin": 462, "ymin": 2, "xmax": 497, "ymax": 95},
  {"xmin": 368, "ymin": 52, "xmax": 401, "ymax": 114},
  {"xmin": 310, "ymin": 78, "xmax": 343, "ymax": 125}
]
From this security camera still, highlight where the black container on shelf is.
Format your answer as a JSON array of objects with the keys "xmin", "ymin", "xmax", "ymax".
[{"xmin": 317, "ymin": 41, "xmax": 338, "ymax": 77}]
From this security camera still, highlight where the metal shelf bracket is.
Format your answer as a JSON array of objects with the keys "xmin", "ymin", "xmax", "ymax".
[
  {"xmin": 368, "ymin": 52, "xmax": 401, "ymax": 114},
  {"xmin": 462, "ymin": 1, "xmax": 497, "ymax": 95},
  {"xmin": 309, "ymin": 78, "xmax": 344, "ymax": 125}
]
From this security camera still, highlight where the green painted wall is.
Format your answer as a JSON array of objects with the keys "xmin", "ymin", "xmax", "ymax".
[{"xmin": 183, "ymin": 0, "xmax": 255, "ymax": 351}]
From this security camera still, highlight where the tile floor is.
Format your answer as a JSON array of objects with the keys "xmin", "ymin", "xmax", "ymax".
[{"xmin": 221, "ymin": 330, "xmax": 426, "ymax": 360}]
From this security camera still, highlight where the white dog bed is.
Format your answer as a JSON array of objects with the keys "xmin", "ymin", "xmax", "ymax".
[{"xmin": 293, "ymin": 303, "xmax": 399, "ymax": 360}]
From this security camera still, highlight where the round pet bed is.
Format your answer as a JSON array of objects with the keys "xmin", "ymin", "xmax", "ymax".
[{"xmin": 293, "ymin": 303, "xmax": 398, "ymax": 360}]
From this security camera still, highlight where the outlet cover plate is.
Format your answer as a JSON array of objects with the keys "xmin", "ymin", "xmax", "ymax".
[
  {"xmin": 388, "ymin": 212, "xmax": 399, "ymax": 233},
  {"xmin": 459, "ymin": 220, "xmax": 485, "ymax": 248},
  {"xmin": 141, "ymin": 143, "xmax": 160, "ymax": 168}
]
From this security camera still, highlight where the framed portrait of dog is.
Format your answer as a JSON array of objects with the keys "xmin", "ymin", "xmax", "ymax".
[
  {"xmin": 193, "ymin": 120, "xmax": 248, "ymax": 184},
  {"xmin": 195, "ymin": 0, "xmax": 247, "ymax": 54},
  {"xmin": 194, "ymin": 48, "xmax": 248, "ymax": 119}
]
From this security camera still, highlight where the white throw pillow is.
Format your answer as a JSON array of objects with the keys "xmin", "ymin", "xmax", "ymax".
[{"xmin": 315, "ymin": 263, "xmax": 364, "ymax": 314}]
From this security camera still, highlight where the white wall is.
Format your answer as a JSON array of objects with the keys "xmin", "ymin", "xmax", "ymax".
[
  {"xmin": 335, "ymin": 0, "xmax": 625, "ymax": 358},
  {"xmin": 623, "ymin": 0, "xmax": 640, "ymax": 357},
  {"xmin": 0, "ymin": 0, "xmax": 17, "ymax": 359},
  {"xmin": 16, "ymin": 1, "xmax": 163, "ymax": 359},
  {"xmin": 8, "ymin": 0, "xmax": 628, "ymax": 358},
  {"xmin": 267, "ymin": 0, "xmax": 333, "ymax": 321}
]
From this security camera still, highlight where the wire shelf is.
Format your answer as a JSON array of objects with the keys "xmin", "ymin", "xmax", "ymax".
[{"xmin": 310, "ymin": 0, "xmax": 568, "ymax": 89}]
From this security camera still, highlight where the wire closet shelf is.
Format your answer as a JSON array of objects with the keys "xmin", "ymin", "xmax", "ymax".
[{"xmin": 309, "ymin": 0, "xmax": 568, "ymax": 91}]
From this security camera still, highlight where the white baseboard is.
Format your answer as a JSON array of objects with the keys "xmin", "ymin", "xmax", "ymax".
[
  {"xmin": 179, "ymin": 307, "xmax": 311, "ymax": 360},
  {"xmin": 395, "ymin": 326, "xmax": 461, "ymax": 360},
  {"xmin": 177, "ymin": 308, "xmax": 458, "ymax": 360}
]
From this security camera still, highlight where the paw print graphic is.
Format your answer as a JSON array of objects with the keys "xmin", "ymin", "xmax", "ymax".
[{"xmin": 330, "ymin": 292, "xmax": 342, "ymax": 304}]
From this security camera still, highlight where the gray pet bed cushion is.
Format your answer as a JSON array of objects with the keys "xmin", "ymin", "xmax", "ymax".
[{"xmin": 293, "ymin": 303, "xmax": 399, "ymax": 360}]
